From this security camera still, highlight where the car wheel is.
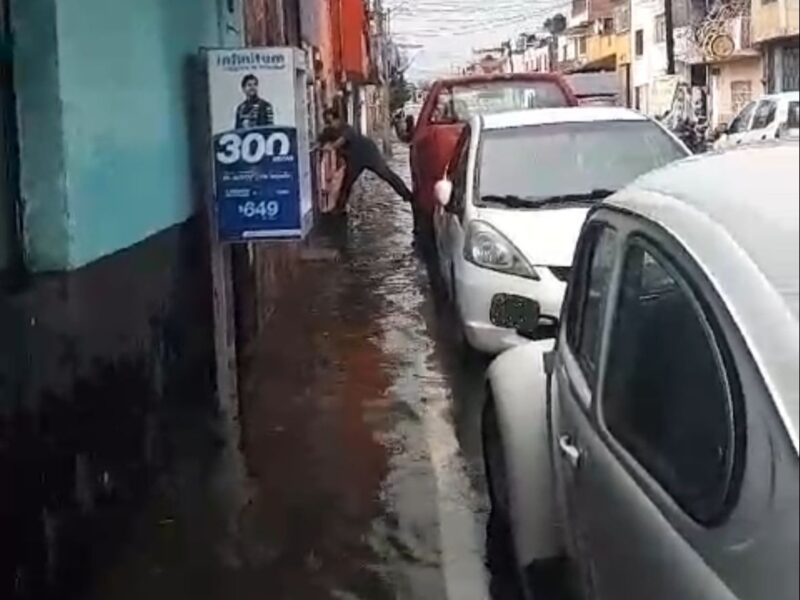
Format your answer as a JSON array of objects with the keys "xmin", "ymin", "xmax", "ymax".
[
  {"xmin": 484, "ymin": 400, "xmax": 570, "ymax": 600},
  {"xmin": 449, "ymin": 269, "xmax": 472, "ymax": 355}
]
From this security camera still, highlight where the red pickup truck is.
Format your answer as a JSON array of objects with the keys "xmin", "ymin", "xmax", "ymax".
[{"xmin": 402, "ymin": 73, "xmax": 578, "ymax": 233}]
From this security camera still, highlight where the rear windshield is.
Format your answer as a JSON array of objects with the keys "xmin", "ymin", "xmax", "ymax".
[
  {"xmin": 479, "ymin": 120, "xmax": 688, "ymax": 203},
  {"xmin": 429, "ymin": 80, "xmax": 570, "ymax": 123}
]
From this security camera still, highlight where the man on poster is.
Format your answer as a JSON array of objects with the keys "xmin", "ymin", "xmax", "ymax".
[
  {"xmin": 235, "ymin": 74, "xmax": 275, "ymax": 130},
  {"xmin": 319, "ymin": 108, "xmax": 412, "ymax": 214}
]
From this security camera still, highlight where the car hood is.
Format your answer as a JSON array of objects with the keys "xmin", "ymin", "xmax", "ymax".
[{"xmin": 475, "ymin": 205, "xmax": 590, "ymax": 267}]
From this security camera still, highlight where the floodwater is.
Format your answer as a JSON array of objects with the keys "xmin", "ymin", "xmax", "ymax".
[{"xmin": 87, "ymin": 147, "xmax": 520, "ymax": 600}]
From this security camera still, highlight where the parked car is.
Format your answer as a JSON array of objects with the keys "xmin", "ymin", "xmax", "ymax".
[
  {"xmin": 482, "ymin": 143, "xmax": 800, "ymax": 600},
  {"xmin": 713, "ymin": 91, "xmax": 799, "ymax": 149},
  {"xmin": 400, "ymin": 73, "xmax": 578, "ymax": 235},
  {"xmin": 432, "ymin": 107, "xmax": 689, "ymax": 354}
]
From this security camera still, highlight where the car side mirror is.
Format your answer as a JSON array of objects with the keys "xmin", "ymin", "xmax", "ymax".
[
  {"xmin": 434, "ymin": 178, "xmax": 453, "ymax": 209},
  {"xmin": 713, "ymin": 122, "xmax": 729, "ymax": 140},
  {"xmin": 490, "ymin": 294, "xmax": 554, "ymax": 340}
]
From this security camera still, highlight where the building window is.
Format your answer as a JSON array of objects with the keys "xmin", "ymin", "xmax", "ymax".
[
  {"xmin": 655, "ymin": 14, "xmax": 667, "ymax": 43},
  {"xmin": 602, "ymin": 17, "xmax": 615, "ymax": 34},
  {"xmin": 730, "ymin": 80, "xmax": 752, "ymax": 115},
  {"xmin": 615, "ymin": 4, "xmax": 631, "ymax": 33},
  {"xmin": 578, "ymin": 36, "xmax": 588, "ymax": 56},
  {"xmin": 635, "ymin": 29, "xmax": 645, "ymax": 56}
]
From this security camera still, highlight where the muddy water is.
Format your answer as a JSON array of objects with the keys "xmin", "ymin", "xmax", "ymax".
[{"xmin": 87, "ymin": 147, "xmax": 519, "ymax": 600}]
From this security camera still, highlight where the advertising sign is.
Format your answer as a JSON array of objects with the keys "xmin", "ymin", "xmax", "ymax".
[{"xmin": 207, "ymin": 47, "xmax": 312, "ymax": 241}]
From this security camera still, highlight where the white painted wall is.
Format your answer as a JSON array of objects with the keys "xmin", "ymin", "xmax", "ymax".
[
  {"xmin": 709, "ymin": 57, "xmax": 764, "ymax": 127},
  {"xmin": 630, "ymin": 0, "xmax": 692, "ymax": 114}
]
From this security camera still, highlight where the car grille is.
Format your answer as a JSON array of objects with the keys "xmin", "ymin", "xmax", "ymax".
[{"xmin": 549, "ymin": 266, "xmax": 572, "ymax": 283}]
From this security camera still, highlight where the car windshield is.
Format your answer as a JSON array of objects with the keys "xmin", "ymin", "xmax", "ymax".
[
  {"xmin": 430, "ymin": 80, "xmax": 570, "ymax": 123},
  {"xmin": 478, "ymin": 120, "xmax": 688, "ymax": 206}
]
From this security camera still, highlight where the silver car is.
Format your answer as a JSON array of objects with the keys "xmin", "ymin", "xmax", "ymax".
[{"xmin": 483, "ymin": 143, "xmax": 799, "ymax": 599}]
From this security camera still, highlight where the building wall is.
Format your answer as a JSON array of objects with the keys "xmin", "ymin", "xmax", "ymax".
[
  {"xmin": 709, "ymin": 56, "xmax": 764, "ymax": 127},
  {"xmin": 2, "ymin": 0, "xmax": 235, "ymax": 594},
  {"xmin": 631, "ymin": 0, "xmax": 666, "ymax": 95},
  {"xmin": 630, "ymin": 0, "xmax": 693, "ymax": 114},
  {"xmin": 752, "ymin": 0, "xmax": 800, "ymax": 44},
  {"xmin": 587, "ymin": 31, "xmax": 618, "ymax": 63},
  {"xmin": 57, "ymin": 0, "xmax": 220, "ymax": 269},
  {"xmin": 339, "ymin": 0, "xmax": 368, "ymax": 80},
  {"xmin": 13, "ymin": 0, "xmax": 225, "ymax": 272}
]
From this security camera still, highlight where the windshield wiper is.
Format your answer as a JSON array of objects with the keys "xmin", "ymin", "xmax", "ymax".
[
  {"xmin": 524, "ymin": 189, "xmax": 616, "ymax": 208},
  {"xmin": 480, "ymin": 194, "xmax": 538, "ymax": 208},
  {"xmin": 481, "ymin": 189, "xmax": 616, "ymax": 209}
]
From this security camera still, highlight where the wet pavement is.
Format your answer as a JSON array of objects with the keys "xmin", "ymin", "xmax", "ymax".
[{"xmin": 87, "ymin": 147, "xmax": 521, "ymax": 600}]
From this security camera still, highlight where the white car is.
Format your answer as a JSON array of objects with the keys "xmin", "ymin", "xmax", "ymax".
[
  {"xmin": 432, "ymin": 107, "xmax": 689, "ymax": 354},
  {"xmin": 714, "ymin": 91, "xmax": 800, "ymax": 150},
  {"xmin": 483, "ymin": 143, "xmax": 799, "ymax": 600}
]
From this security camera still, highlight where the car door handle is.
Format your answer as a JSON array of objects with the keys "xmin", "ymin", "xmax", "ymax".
[{"xmin": 558, "ymin": 435, "xmax": 583, "ymax": 469}]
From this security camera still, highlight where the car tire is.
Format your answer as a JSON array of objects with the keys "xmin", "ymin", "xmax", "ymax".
[
  {"xmin": 483, "ymin": 400, "xmax": 570, "ymax": 600},
  {"xmin": 483, "ymin": 399, "xmax": 531, "ymax": 600},
  {"xmin": 449, "ymin": 268, "xmax": 474, "ymax": 358}
]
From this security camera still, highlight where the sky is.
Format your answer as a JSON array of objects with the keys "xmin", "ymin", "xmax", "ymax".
[{"xmin": 385, "ymin": 0, "xmax": 571, "ymax": 82}]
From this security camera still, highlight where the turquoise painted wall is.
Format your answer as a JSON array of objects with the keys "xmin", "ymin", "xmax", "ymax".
[
  {"xmin": 57, "ymin": 0, "xmax": 221, "ymax": 269},
  {"xmin": 14, "ymin": 0, "xmax": 240, "ymax": 271}
]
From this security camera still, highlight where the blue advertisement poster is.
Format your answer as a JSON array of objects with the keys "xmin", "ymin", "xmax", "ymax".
[
  {"xmin": 207, "ymin": 48, "xmax": 313, "ymax": 242},
  {"xmin": 213, "ymin": 126, "xmax": 301, "ymax": 241}
]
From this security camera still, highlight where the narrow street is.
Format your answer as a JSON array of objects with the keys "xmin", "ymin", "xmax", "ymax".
[
  {"xmin": 87, "ymin": 147, "xmax": 521, "ymax": 600},
  {"xmin": 232, "ymin": 145, "xmax": 523, "ymax": 599}
]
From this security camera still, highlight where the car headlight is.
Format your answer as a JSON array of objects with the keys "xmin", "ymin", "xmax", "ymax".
[{"xmin": 463, "ymin": 221, "xmax": 539, "ymax": 280}]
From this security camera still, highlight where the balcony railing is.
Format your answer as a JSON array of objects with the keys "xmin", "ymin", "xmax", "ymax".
[{"xmin": 685, "ymin": 12, "xmax": 756, "ymax": 63}]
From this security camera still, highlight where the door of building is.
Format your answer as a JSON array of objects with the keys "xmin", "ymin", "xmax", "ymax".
[{"xmin": 782, "ymin": 45, "xmax": 799, "ymax": 92}]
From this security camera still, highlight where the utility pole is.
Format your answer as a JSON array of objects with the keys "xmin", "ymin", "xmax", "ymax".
[{"xmin": 665, "ymin": 0, "xmax": 676, "ymax": 74}]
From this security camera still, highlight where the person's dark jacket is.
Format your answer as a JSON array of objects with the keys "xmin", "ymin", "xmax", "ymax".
[{"xmin": 235, "ymin": 98, "xmax": 275, "ymax": 129}]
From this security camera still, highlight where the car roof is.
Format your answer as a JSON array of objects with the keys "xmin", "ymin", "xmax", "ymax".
[
  {"xmin": 760, "ymin": 91, "xmax": 800, "ymax": 102},
  {"xmin": 606, "ymin": 143, "xmax": 800, "ymax": 449},
  {"xmin": 480, "ymin": 106, "xmax": 648, "ymax": 130},
  {"xmin": 431, "ymin": 72, "xmax": 568, "ymax": 88}
]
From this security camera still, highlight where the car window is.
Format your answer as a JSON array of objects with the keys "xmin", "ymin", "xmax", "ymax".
[
  {"xmin": 566, "ymin": 226, "xmax": 618, "ymax": 387},
  {"xmin": 750, "ymin": 100, "xmax": 778, "ymax": 130},
  {"xmin": 601, "ymin": 241, "xmax": 740, "ymax": 524},
  {"xmin": 728, "ymin": 101, "xmax": 755, "ymax": 134},
  {"xmin": 478, "ymin": 121, "xmax": 687, "ymax": 205},
  {"xmin": 786, "ymin": 101, "xmax": 799, "ymax": 128},
  {"xmin": 429, "ymin": 80, "xmax": 570, "ymax": 124},
  {"xmin": 449, "ymin": 129, "xmax": 471, "ymax": 214}
]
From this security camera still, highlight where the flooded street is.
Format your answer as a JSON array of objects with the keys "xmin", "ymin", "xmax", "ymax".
[
  {"xmin": 235, "ymin": 145, "xmax": 511, "ymax": 599},
  {"xmin": 87, "ymin": 147, "xmax": 520, "ymax": 600}
]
